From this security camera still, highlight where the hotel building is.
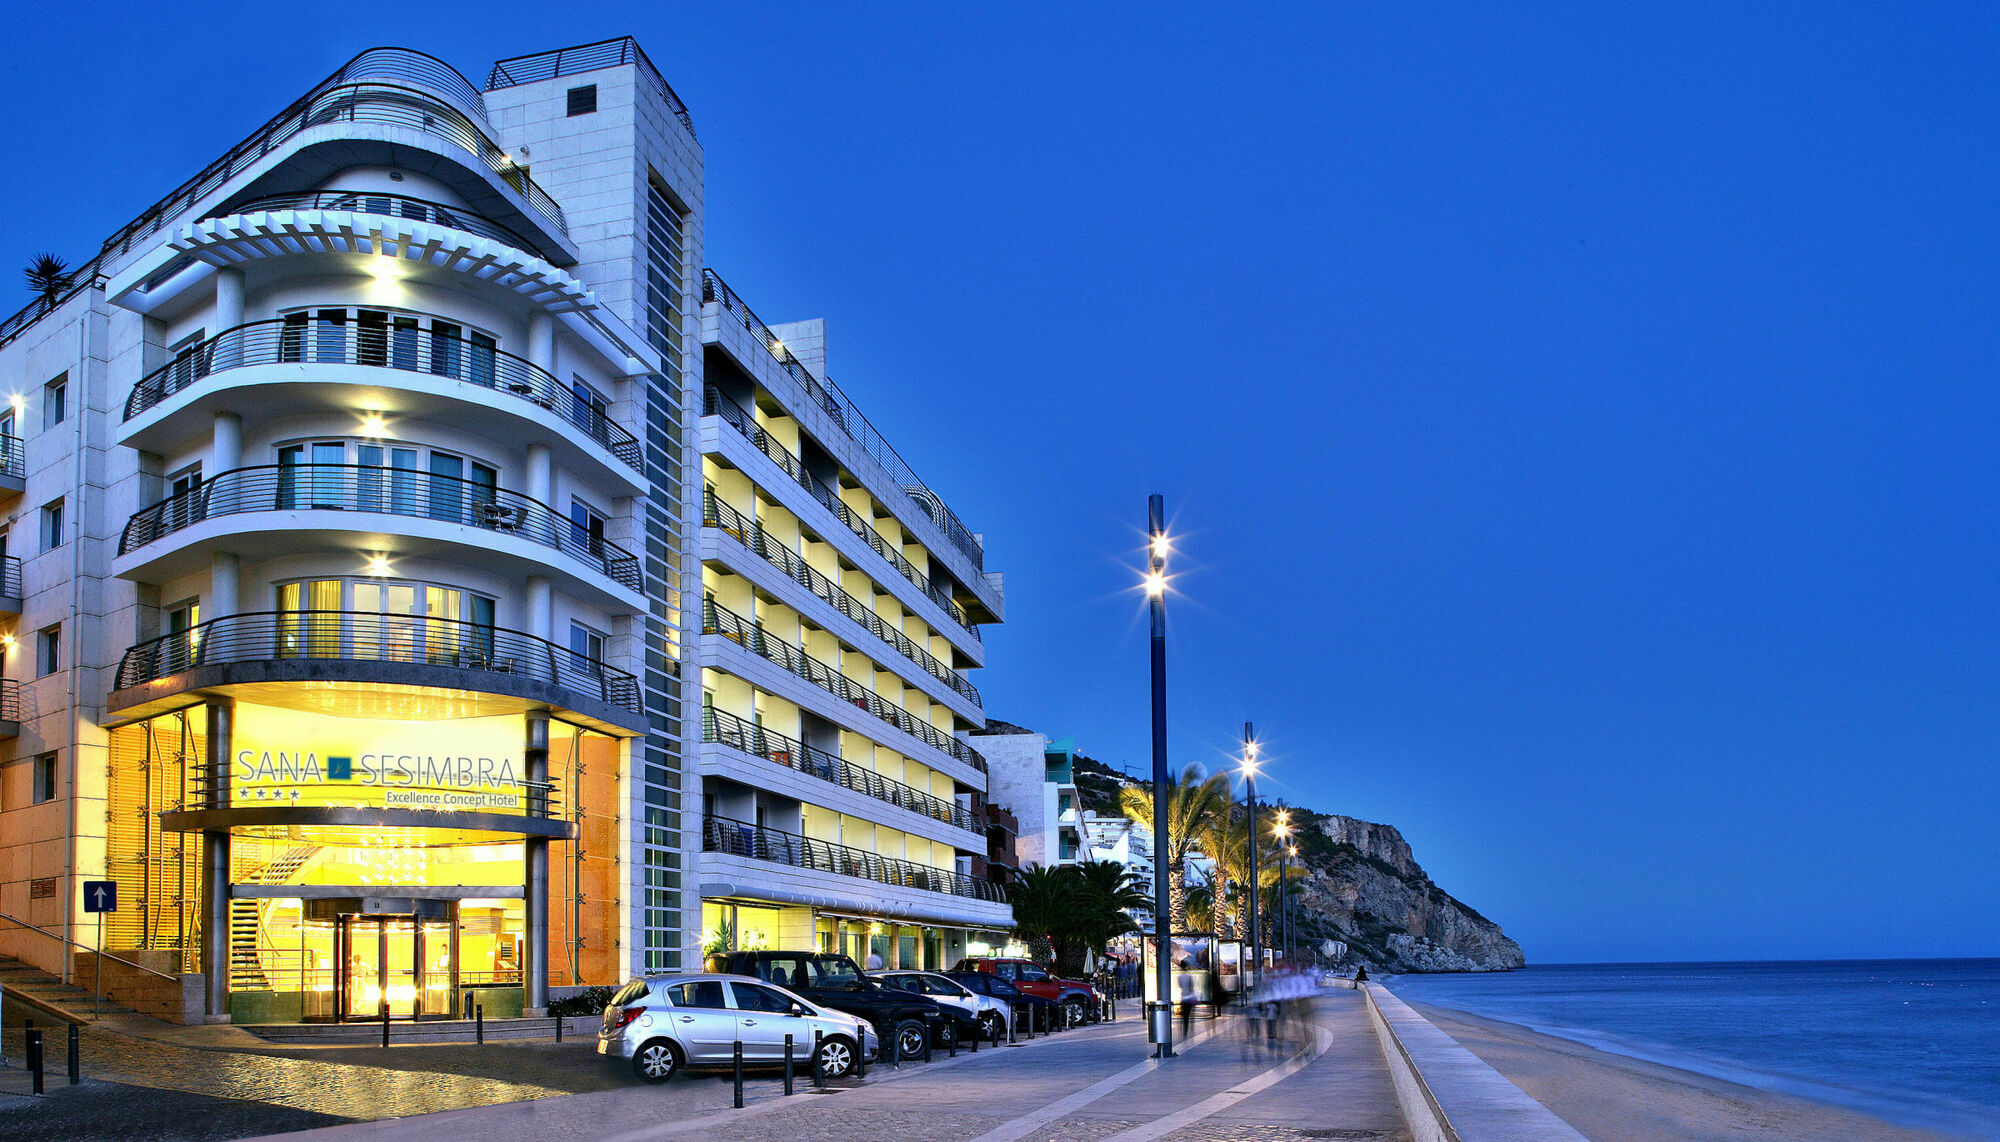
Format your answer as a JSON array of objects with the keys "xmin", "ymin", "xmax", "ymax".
[{"xmin": 0, "ymin": 37, "xmax": 1006, "ymax": 1024}]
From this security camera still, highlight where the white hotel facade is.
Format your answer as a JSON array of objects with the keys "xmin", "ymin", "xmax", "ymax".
[{"xmin": 0, "ymin": 38, "xmax": 1007, "ymax": 1024}]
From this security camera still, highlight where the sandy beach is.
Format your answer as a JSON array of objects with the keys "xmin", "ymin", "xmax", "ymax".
[{"xmin": 1407, "ymin": 999, "xmax": 1980, "ymax": 1142}]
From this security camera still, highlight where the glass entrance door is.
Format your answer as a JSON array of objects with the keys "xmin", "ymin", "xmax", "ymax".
[{"xmin": 334, "ymin": 914, "xmax": 457, "ymax": 1021}]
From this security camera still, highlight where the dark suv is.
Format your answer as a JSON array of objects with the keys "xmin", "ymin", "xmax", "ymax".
[{"xmin": 705, "ymin": 951, "xmax": 972, "ymax": 1057}]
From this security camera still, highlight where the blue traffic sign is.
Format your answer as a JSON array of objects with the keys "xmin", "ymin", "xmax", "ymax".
[{"xmin": 83, "ymin": 880, "xmax": 117, "ymax": 913}]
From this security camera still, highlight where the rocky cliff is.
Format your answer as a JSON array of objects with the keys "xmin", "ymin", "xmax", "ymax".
[
  {"xmin": 1071, "ymin": 754, "xmax": 1523, "ymax": 973},
  {"xmin": 1294, "ymin": 813, "xmax": 1524, "ymax": 973}
]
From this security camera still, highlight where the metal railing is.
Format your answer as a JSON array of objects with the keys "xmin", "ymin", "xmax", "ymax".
[
  {"xmin": 0, "ymin": 556, "xmax": 19, "ymax": 600},
  {"xmin": 212, "ymin": 190, "xmax": 541, "ymax": 254},
  {"xmin": 704, "ymin": 487, "xmax": 980, "ymax": 703},
  {"xmin": 703, "ymin": 269, "xmax": 983, "ymax": 571},
  {"xmin": 0, "ymin": 678, "xmax": 17, "ymax": 722},
  {"xmin": 0, "ymin": 910, "xmax": 181, "ymax": 984},
  {"xmin": 702, "ymin": 816, "xmax": 1005, "ymax": 903},
  {"xmin": 702, "ymin": 597, "xmax": 982, "ymax": 771},
  {"xmin": 124, "ymin": 317, "xmax": 641, "ymax": 472},
  {"xmin": 114, "ymin": 610, "xmax": 640, "ymax": 716},
  {"xmin": 704, "ymin": 706, "xmax": 979, "ymax": 834},
  {"xmin": 486, "ymin": 36, "xmax": 695, "ymax": 136},
  {"xmin": 121, "ymin": 465, "xmax": 639, "ymax": 590},
  {"xmin": 704, "ymin": 387, "xmax": 976, "ymax": 638},
  {"xmin": 0, "ymin": 433, "xmax": 24, "ymax": 481}
]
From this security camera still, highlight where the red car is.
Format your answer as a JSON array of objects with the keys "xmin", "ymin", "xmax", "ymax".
[{"xmin": 952, "ymin": 957, "xmax": 1100, "ymax": 1026}]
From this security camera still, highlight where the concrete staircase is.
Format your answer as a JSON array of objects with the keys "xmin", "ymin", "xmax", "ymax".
[{"xmin": 0, "ymin": 954, "xmax": 139, "ymax": 1021}]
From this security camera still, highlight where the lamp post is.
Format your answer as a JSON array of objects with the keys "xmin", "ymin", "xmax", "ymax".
[
  {"xmin": 1285, "ymin": 841, "xmax": 1299, "ymax": 961},
  {"xmin": 1145, "ymin": 494, "xmax": 1173, "ymax": 1059},
  {"xmin": 1241, "ymin": 724, "xmax": 1260, "ymax": 998},
  {"xmin": 1272, "ymin": 811, "xmax": 1292, "ymax": 965}
]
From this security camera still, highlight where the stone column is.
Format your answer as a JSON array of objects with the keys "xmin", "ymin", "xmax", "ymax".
[
  {"xmin": 523, "ymin": 711, "xmax": 550, "ymax": 1016},
  {"xmin": 527, "ymin": 312, "xmax": 555, "ymax": 373},
  {"xmin": 210, "ymin": 552, "xmax": 239, "ymax": 619},
  {"xmin": 201, "ymin": 699, "xmax": 234, "ymax": 1021},
  {"xmin": 525, "ymin": 443, "xmax": 552, "ymax": 504},
  {"xmin": 527, "ymin": 576, "xmax": 553, "ymax": 645},
  {"xmin": 212, "ymin": 269, "xmax": 246, "ymax": 370}
]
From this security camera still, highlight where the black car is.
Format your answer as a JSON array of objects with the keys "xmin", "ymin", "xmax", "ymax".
[
  {"xmin": 706, "ymin": 951, "xmax": 975, "ymax": 1056},
  {"xmin": 943, "ymin": 969, "xmax": 1062, "ymax": 1032}
]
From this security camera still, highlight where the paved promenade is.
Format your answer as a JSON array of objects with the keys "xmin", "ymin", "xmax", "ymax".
[
  {"xmin": 0, "ymin": 990, "xmax": 1408, "ymax": 1141},
  {"xmin": 252, "ymin": 991, "xmax": 1408, "ymax": 1142}
]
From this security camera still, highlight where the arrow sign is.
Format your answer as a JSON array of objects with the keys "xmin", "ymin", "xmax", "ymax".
[{"xmin": 83, "ymin": 880, "xmax": 117, "ymax": 913}]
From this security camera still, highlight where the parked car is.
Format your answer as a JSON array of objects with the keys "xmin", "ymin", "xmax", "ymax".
[
  {"xmin": 952, "ymin": 957, "xmax": 1101, "ymax": 1026},
  {"xmin": 705, "ymin": 950, "xmax": 968, "ymax": 1059},
  {"xmin": 598, "ymin": 972, "xmax": 875, "ymax": 1082},
  {"xmin": 943, "ymin": 969, "xmax": 1061, "ymax": 1032},
  {"xmin": 875, "ymin": 969, "xmax": 1010, "ymax": 1041}
]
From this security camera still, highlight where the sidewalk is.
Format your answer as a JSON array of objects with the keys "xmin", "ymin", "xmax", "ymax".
[{"xmin": 251, "ymin": 989, "xmax": 1410, "ymax": 1142}]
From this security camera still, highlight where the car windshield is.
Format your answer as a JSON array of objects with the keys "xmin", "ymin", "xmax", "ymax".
[{"xmin": 1016, "ymin": 963, "xmax": 1050, "ymax": 981}]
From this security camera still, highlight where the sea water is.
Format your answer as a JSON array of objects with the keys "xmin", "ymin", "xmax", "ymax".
[{"xmin": 1387, "ymin": 959, "xmax": 2000, "ymax": 1140}]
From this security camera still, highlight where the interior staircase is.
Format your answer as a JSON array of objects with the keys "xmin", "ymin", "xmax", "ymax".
[{"xmin": 228, "ymin": 843, "xmax": 319, "ymax": 989}]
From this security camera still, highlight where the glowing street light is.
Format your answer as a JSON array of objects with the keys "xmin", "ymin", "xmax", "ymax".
[
  {"xmin": 1145, "ymin": 494, "xmax": 1174, "ymax": 1059},
  {"xmin": 1241, "ymin": 723, "xmax": 1262, "ymax": 995}
]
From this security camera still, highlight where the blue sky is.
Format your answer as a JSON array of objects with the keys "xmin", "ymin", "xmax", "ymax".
[{"xmin": 5, "ymin": 4, "xmax": 1995, "ymax": 963}]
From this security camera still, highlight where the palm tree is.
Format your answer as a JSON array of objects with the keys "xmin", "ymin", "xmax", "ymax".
[
  {"xmin": 1073, "ymin": 859, "xmax": 1147, "ymax": 952},
  {"xmin": 1184, "ymin": 884, "xmax": 1216, "ymax": 932},
  {"xmin": 1006, "ymin": 864, "xmax": 1083, "ymax": 969},
  {"xmin": 23, "ymin": 254, "xmax": 71, "ymax": 312},
  {"xmin": 1202, "ymin": 809, "xmax": 1305, "ymax": 942},
  {"xmin": 1119, "ymin": 764, "xmax": 1231, "ymax": 932}
]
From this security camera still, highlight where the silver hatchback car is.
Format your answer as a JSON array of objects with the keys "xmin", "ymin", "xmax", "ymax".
[{"xmin": 598, "ymin": 972, "xmax": 877, "ymax": 1082}]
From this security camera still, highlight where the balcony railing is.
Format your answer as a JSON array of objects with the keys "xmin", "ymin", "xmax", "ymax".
[
  {"xmin": 100, "ymin": 72, "xmax": 565, "ymax": 262},
  {"xmin": 0, "ymin": 433, "xmax": 23, "ymax": 482},
  {"xmin": 120, "ymin": 465, "xmax": 640, "ymax": 591},
  {"xmin": 704, "ymin": 706, "xmax": 979, "ymax": 834},
  {"xmin": 124, "ymin": 317, "xmax": 641, "ymax": 472},
  {"xmin": 704, "ymin": 387, "xmax": 976, "ymax": 639},
  {"xmin": 212, "ymin": 190, "xmax": 541, "ymax": 255},
  {"xmin": 702, "ymin": 816, "xmax": 1005, "ymax": 904},
  {"xmin": 704, "ymin": 486, "xmax": 980, "ymax": 704},
  {"xmin": 702, "ymin": 597, "xmax": 982, "ymax": 772},
  {"xmin": 114, "ymin": 610, "xmax": 640, "ymax": 716},
  {"xmin": 0, "ymin": 556, "xmax": 20, "ymax": 599},
  {"xmin": 703, "ymin": 269, "xmax": 983, "ymax": 571},
  {"xmin": 0, "ymin": 678, "xmax": 17, "ymax": 722},
  {"xmin": 486, "ymin": 37, "xmax": 695, "ymax": 137}
]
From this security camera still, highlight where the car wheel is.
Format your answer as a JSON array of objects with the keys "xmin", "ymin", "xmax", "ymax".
[
  {"xmin": 981, "ymin": 1011, "xmax": 1004, "ymax": 1040},
  {"xmin": 817, "ymin": 1034, "xmax": 855, "ymax": 1078},
  {"xmin": 895, "ymin": 1019, "xmax": 928, "ymax": 1060},
  {"xmin": 631, "ymin": 1038, "xmax": 680, "ymax": 1083},
  {"xmin": 1062, "ymin": 997, "xmax": 1088, "ymax": 1027}
]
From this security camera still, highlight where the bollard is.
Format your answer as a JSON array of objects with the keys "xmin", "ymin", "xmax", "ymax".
[
  {"xmin": 476, "ymin": 1004, "xmax": 485, "ymax": 1044},
  {"xmin": 783, "ymin": 1034, "xmax": 795, "ymax": 1095},
  {"xmin": 27, "ymin": 1028, "xmax": 43, "ymax": 1095},
  {"xmin": 946, "ymin": 1021, "xmax": 956, "ymax": 1058},
  {"xmin": 732, "ymin": 1040, "xmax": 744, "ymax": 1108},
  {"xmin": 993, "ymin": 1014, "xmax": 1002, "ymax": 1048},
  {"xmin": 1009, "ymin": 1009, "xmax": 1018, "ymax": 1044},
  {"xmin": 555, "ymin": 1014, "xmax": 563, "ymax": 1043},
  {"xmin": 67, "ymin": 1022, "xmax": 79, "ymax": 1085},
  {"xmin": 1024, "ymin": 1007, "xmax": 1033, "ymax": 1040},
  {"xmin": 855, "ymin": 1027, "xmax": 868, "ymax": 1079},
  {"xmin": 381, "ymin": 1002, "xmax": 391, "ymax": 1048},
  {"xmin": 813, "ymin": 1029, "xmax": 825, "ymax": 1089},
  {"xmin": 923, "ymin": 1020, "xmax": 934, "ymax": 1063}
]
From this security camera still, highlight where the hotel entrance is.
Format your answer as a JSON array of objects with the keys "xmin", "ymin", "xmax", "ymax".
[{"xmin": 314, "ymin": 900, "xmax": 458, "ymax": 1021}]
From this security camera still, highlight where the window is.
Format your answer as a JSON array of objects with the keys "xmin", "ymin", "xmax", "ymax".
[
  {"xmin": 665, "ymin": 980, "xmax": 727, "ymax": 1009},
  {"xmin": 40, "ymin": 499, "xmax": 62, "ymax": 552},
  {"xmin": 566, "ymin": 84, "xmax": 597, "ymax": 116},
  {"xmin": 166, "ymin": 331, "xmax": 209, "ymax": 393},
  {"xmin": 36, "ymin": 624, "xmax": 59, "ymax": 676},
  {"xmin": 0, "ymin": 408, "xmax": 16, "ymax": 441},
  {"xmin": 570, "ymin": 622, "xmax": 605, "ymax": 667},
  {"xmin": 570, "ymin": 499, "xmax": 606, "ymax": 557},
  {"xmin": 276, "ymin": 578, "xmax": 495, "ymax": 664},
  {"xmin": 570, "ymin": 377, "xmax": 607, "ymax": 434},
  {"xmin": 167, "ymin": 463, "xmax": 203, "ymax": 530},
  {"xmin": 729, "ymin": 982, "xmax": 795, "ymax": 1013},
  {"xmin": 43, "ymin": 375, "xmax": 66, "ymax": 429},
  {"xmin": 33, "ymin": 753, "xmax": 56, "ymax": 804},
  {"xmin": 165, "ymin": 600, "xmax": 201, "ymax": 672}
]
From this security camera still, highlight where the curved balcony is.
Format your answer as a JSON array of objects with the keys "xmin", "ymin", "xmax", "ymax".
[
  {"xmin": 111, "ymin": 610, "xmax": 640, "ymax": 732},
  {"xmin": 104, "ymin": 79, "xmax": 565, "ymax": 264},
  {"xmin": 702, "ymin": 816, "xmax": 1005, "ymax": 904},
  {"xmin": 703, "ymin": 598, "xmax": 984, "ymax": 773},
  {"xmin": 123, "ymin": 318, "xmax": 640, "ymax": 475},
  {"xmin": 212, "ymin": 190, "xmax": 540, "ymax": 255},
  {"xmin": 119, "ymin": 464, "xmax": 639, "ymax": 592}
]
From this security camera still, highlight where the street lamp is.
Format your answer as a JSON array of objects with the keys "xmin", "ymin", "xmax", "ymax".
[
  {"xmin": 1145, "ymin": 494, "xmax": 1174, "ymax": 1059},
  {"xmin": 1285, "ymin": 841, "xmax": 1299, "ymax": 961},
  {"xmin": 1240, "ymin": 724, "xmax": 1260, "ymax": 998},
  {"xmin": 1272, "ymin": 811, "xmax": 1294, "ymax": 964}
]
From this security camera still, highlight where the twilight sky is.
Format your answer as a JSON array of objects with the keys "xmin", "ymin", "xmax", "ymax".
[{"xmin": 4, "ymin": 3, "xmax": 1994, "ymax": 963}]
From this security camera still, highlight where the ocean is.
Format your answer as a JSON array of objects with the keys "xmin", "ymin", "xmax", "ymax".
[{"xmin": 1386, "ymin": 959, "xmax": 2000, "ymax": 1140}]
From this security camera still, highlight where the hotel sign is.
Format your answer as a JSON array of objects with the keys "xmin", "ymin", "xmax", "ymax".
[{"xmin": 230, "ymin": 706, "xmax": 526, "ymax": 815}]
